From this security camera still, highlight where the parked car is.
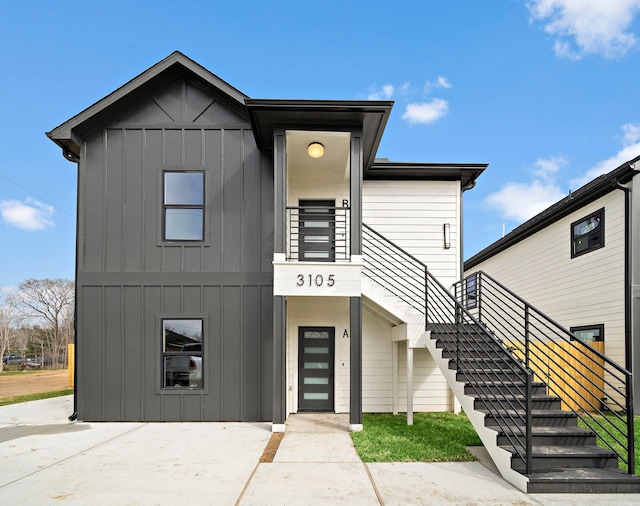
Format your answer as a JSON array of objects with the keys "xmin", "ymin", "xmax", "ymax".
[
  {"xmin": 21, "ymin": 358, "xmax": 42, "ymax": 369},
  {"xmin": 2, "ymin": 354, "xmax": 23, "ymax": 365}
]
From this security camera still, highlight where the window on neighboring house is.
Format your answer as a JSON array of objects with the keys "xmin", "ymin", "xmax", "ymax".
[
  {"xmin": 571, "ymin": 208, "xmax": 604, "ymax": 258},
  {"xmin": 163, "ymin": 171, "xmax": 204, "ymax": 241},
  {"xmin": 465, "ymin": 274, "xmax": 477, "ymax": 309},
  {"xmin": 162, "ymin": 319, "xmax": 203, "ymax": 389},
  {"xmin": 570, "ymin": 324, "xmax": 604, "ymax": 343}
]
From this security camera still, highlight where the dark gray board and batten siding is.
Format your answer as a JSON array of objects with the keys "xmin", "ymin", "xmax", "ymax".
[{"xmin": 76, "ymin": 77, "xmax": 274, "ymax": 421}]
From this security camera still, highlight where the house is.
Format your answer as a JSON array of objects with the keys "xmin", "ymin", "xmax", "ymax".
[
  {"xmin": 48, "ymin": 52, "xmax": 640, "ymax": 492},
  {"xmin": 47, "ymin": 52, "xmax": 485, "ymax": 429},
  {"xmin": 464, "ymin": 156, "xmax": 640, "ymax": 412}
]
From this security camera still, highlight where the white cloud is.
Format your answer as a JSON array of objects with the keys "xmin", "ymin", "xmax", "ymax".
[
  {"xmin": 485, "ymin": 180, "xmax": 566, "ymax": 222},
  {"xmin": 485, "ymin": 155, "xmax": 567, "ymax": 222},
  {"xmin": 569, "ymin": 142, "xmax": 640, "ymax": 187},
  {"xmin": 567, "ymin": 123, "xmax": 640, "ymax": 187},
  {"xmin": 527, "ymin": 0, "xmax": 640, "ymax": 58},
  {"xmin": 622, "ymin": 122, "xmax": 640, "ymax": 145},
  {"xmin": 402, "ymin": 99, "xmax": 449, "ymax": 125},
  {"xmin": 533, "ymin": 155, "xmax": 568, "ymax": 181},
  {"xmin": 367, "ymin": 84, "xmax": 395, "ymax": 100},
  {"xmin": 424, "ymin": 76, "xmax": 452, "ymax": 94},
  {"xmin": 0, "ymin": 198, "xmax": 54, "ymax": 231}
]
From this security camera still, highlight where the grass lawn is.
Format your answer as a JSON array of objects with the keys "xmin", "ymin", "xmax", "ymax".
[
  {"xmin": 578, "ymin": 414, "xmax": 640, "ymax": 474},
  {"xmin": 0, "ymin": 389, "xmax": 74, "ymax": 407},
  {"xmin": 351, "ymin": 412, "xmax": 482, "ymax": 462}
]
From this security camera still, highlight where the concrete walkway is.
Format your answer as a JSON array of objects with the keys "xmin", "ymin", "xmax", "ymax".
[{"xmin": 1, "ymin": 396, "xmax": 639, "ymax": 505}]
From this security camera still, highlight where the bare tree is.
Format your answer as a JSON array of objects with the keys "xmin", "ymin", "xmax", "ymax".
[
  {"xmin": 0, "ymin": 297, "xmax": 19, "ymax": 372},
  {"xmin": 10, "ymin": 279, "xmax": 74, "ymax": 367}
]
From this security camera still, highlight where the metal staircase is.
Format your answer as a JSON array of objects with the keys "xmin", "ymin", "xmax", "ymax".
[{"xmin": 362, "ymin": 224, "xmax": 640, "ymax": 493}]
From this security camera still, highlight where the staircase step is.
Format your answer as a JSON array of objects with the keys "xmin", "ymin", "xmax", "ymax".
[
  {"xmin": 526, "ymin": 468, "xmax": 640, "ymax": 493},
  {"xmin": 474, "ymin": 394, "xmax": 562, "ymax": 411},
  {"xmin": 481, "ymin": 409, "xmax": 578, "ymax": 427},
  {"xmin": 456, "ymin": 369, "xmax": 527, "ymax": 382},
  {"xmin": 496, "ymin": 425, "xmax": 597, "ymax": 446},
  {"xmin": 464, "ymin": 381, "xmax": 547, "ymax": 396},
  {"xmin": 506, "ymin": 445, "xmax": 619, "ymax": 472}
]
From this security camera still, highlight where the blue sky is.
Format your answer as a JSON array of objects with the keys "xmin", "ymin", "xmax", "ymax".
[{"xmin": 1, "ymin": 0, "xmax": 640, "ymax": 292}]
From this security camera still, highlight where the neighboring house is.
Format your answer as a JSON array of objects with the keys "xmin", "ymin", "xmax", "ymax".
[
  {"xmin": 47, "ymin": 52, "xmax": 486, "ymax": 428},
  {"xmin": 464, "ymin": 156, "xmax": 640, "ymax": 411}
]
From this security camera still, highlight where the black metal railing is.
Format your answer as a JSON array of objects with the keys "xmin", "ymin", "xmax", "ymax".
[
  {"xmin": 362, "ymin": 224, "xmax": 534, "ymax": 473},
  {"xmin": 457, "ymin": 271, "xmax": 635, "ymax": 474},
  {"xmin": 362, "ymin": 225, "xmax": 426, "ymax": 312},
  {"xmin": 286, "ymin": 206, "xmax": 350, "ymax": 261}
]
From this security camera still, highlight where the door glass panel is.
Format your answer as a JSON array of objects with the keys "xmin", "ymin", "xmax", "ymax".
[
  {"xmin": 304, "ymin": 393, "xmax": 329, "ymax": 400},
  {"xmin": 305, "ymin": 346, "xmax": 329, "ymax": 354},
  {"xmin": 304, "ymin": 235, "xmax": 330, "ymax": 242},
  {"xmin": 304, "ymin": 331, "xmax": 329, "ymax": 339},
  {"xmin": 304, "ymin": 362, "xmax": 328, "ymax": 369},
  {"xmin": 304, "ymin": 377, "xmax": 329, "ymax": 385}
]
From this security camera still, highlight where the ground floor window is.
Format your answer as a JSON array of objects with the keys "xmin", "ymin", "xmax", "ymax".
[
  {"xmin": 570, "ymin": 324, "xmax": 604, "ymax": 343},
  {"xmin": 162, "ymin": 319, "xmax": 203, "ymax": 388}
]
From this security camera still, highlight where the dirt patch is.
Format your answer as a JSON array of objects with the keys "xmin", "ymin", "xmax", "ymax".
[
  {"xmin": 0, "ymin": 369, "xmax": 70, "ymax": 400},
  {"xmin": 259, "ymin": 432, "xmax": 284, "ymax": 463}
]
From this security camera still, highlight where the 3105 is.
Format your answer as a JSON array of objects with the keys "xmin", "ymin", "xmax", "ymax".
[{"xmin": 296, "ymin": 274, "xmax": 335, "ymax": 287}]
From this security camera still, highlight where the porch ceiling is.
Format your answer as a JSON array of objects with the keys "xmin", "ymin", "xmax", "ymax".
[{"xmin": 245, "ymin": 99, "xmax": 393, "ymax": 170}]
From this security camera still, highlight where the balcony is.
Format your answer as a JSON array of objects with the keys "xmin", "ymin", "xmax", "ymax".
[
  {"xmin": 286, "ymin": 205, "xmax": 350, "ymax": 262},
  {"xmin": 274, "ymin": 205, "xmax": 361, "ymax": 297}
]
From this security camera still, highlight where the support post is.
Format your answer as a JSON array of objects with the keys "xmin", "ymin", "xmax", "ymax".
[
  {"xmin": 407, "ymin": 341, "xmax": 414, "ymax": 426},
  {"xmin": 349, "ymin": 297, "xmax": 363, "ymax": 431},
  {"xmin": 392, "ymin": 341, "xmax": 399, "ymax": 415},
  {"xmin": 272, "ymin": 295, "xmax": 286, "ymax": 432}
]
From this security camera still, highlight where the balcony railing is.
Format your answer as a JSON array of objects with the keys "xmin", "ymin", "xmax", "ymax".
[{"xmin": 286, "ymin": 206, "xmax": 350, "ymax": 261}]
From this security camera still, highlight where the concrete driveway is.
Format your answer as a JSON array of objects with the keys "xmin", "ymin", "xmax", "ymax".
[{"xmin": 1, "ymin": 396, "xmax": 640, "ymax": 505}]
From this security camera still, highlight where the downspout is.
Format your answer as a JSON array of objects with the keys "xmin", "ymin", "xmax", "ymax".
[{"xmin": 612, "ymin": 177, "xmax": 632, "ymax": 375}]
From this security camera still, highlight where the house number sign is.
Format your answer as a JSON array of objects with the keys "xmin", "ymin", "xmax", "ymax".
[{"xmin": 296, "ymin": 274, "xmax": 335, "ymax": 287}]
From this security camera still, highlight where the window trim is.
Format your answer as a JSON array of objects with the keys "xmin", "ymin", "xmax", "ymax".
[
  {"xmin": 160, "ymin": 168, "xmax": 206, "ymax": 243},
  {"xmin": 570, "ymin": 208, "xmax": 604, "ymax": 258},
  {"xmin": 158, "ymin": 315, "xmax": 207, "ymax": 392},
  {"xmin": 570, "ymin": 324, "xmax": 604, "ymax": 343}
]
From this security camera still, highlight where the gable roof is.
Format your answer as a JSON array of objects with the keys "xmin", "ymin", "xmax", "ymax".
[
  {"xmin": 47, "ymin": 51, "xmax": 248, "ymax": 161},
  {"xmin": 465, "ymin": 154, "xmax": 640, "ymax": 270}
]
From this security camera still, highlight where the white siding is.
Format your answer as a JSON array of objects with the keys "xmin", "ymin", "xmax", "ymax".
[
  {"xmin": 467, "ymin": 192, "xmax": 626, "ymax": 366},
  {"xmin": 363, "ymin": 180, "xmax": 461, "ymax": 288}
]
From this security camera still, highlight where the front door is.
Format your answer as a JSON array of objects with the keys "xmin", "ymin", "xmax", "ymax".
[
  {"xmin": 298, "ymin": 327, "xmax": 335, "ymax": 411},
  {"xmin": 298, "ymin": 200, "xmax": 335, "ymax": 262}
]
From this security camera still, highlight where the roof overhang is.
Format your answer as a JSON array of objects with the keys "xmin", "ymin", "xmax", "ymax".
[
  {"xmin": 245, "ymin": 99, "xmax": 393, "ymax": 169},
  {"xmin": 47, "ymin": 51, "xmax": 249, "ymax": 161},
  {"xmin": 366, "ymin": 161, "xmax": 487, "ymax": 188}
]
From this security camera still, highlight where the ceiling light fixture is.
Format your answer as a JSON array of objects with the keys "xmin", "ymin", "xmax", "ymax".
[{"xmin": 307, "ymin": 142, "xmax": 325, "ymax": 158}]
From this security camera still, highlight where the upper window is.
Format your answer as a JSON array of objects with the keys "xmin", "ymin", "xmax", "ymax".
[
  {"xmin": 163, "ymin": 172, "xmax": 204, "ymax": 241},
  {"xmin": 571, "ymin": 208, "xmax": 604, "ymax": 258},
  {"xmin": 162, "ymin": 319, "xmax": 203, "ymax": 389}
]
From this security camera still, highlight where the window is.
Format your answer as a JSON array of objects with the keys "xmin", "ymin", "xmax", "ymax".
[
  {"xmin": 465, "ymin": 274, "xmax": 477, "ymax": 309},
  {"xmin": 571, "ymin": 208, "xmax": 604, "ymax": 258},
  {"xmin": 570, "ymin": 324, "xmax": 604, "ymax": 343},
  {"xmin": 162, "ymin": 319, "xmax": 203, "ymax": 388},
  {"xmin": 163, "ymin": 172, "xmax": 204, "ymax": 241}
]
